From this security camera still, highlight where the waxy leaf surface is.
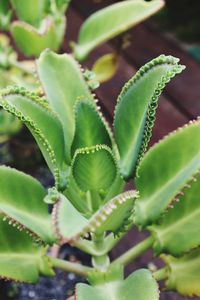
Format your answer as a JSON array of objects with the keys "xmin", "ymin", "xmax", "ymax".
[
  {"xmin": 134, "ymin": 119, "xmax": 200, "ymax": 227},
  {"xmin": 0, "ymin": 166, "xmax": 55, "ymax": 244},
  {"xmin": 114, "ymin": 55, "xmax": 185, "ymax": 180},
  {"xmin": 74, "ymin": 0, "xmax": 164, "ymax": 61}
]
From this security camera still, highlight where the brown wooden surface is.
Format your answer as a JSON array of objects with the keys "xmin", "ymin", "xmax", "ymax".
[{"xmin": 65, "ymin": 4, "xmax": 200, "ymax": 300}]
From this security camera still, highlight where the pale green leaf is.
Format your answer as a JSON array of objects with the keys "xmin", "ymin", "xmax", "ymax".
[
  {"xmin": 0, "ymin": 87, "xmax": 68, "ymax": 190},
  {"xmin": 92, "ymin": 53, "xmax": 119, "ymax": 83},
  {"xmin": 150, "ymin": 174, "xmax": 200, "ymax": 256},
  {"xmin": 72, "ymin": 145, "xmax": 117, "ymax": 193},
  {"xmin": 37, "ymin": 50, "xmax": 94, "ymax": 163},
  {"xmin": 134, "ymin": 119, "xmax": 200, "ymax": 228},
  {"xmin": 0, "ymin": 166, "xmax": 56, "ymax": 244},
  {"xmin": 114, "ymin": 55, "xmax": 185, "ymax": 180},
  {"xmin": 11, "ymin": 16, "xmax": 66, "ymax": 57},
  {"xmin": 71, "ymin": 100, "xmax": 112, "ymax": 156},
  {"xmin": 76, "ymin": 269, "xmax": 159, "ymax": 300},
  {"xmin": 74, "ymin": 0, "xmax": 164, "ymax": 61},
  {"xmin": 162, "ymin": 249, "xmax": 200, "ymax": 297},
  {"xmin": 0, "ymin": 216, "xmax": 54, "ymax": 283}
]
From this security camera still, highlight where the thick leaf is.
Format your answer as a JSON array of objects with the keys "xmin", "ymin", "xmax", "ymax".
[
  {"xmin": 0, "ymin": 0, "xmax": 11, "ymax": 30},
  {"xmin": 0, "ymin": 166, "xmax": 56, "ymax": 244},
  {"xmin": 76, "ymin": 269, "xmax": 159, "ymax": 300},
  {"xmin": 150, "ymin": 173, "xmax": 200, "ymax": 256},
  {"xmin": 37, "ymin": 50, "xmax": 94, "ymax": 163},
  {"xmin": 114, "ymin": 55, "xmax": 185, "ymax": 180},
  {"xmin": 11, "ymin": 16, "xmax": 66, "ymax": 57},
  {"xmin": 0, "ymin": 217, "xmax": 54, "ymax": 283},
  {"xmin": 161, "ymin": 249, "xmax": 200, "ymax": 297},
  {"xmin": 74, "ymin": 0, "xmax": 164, "ymax": 61},
  {"xmin": 134, "ymin": 119, "xmax": 200, "ymax": 228},
  {"xmin": 0, "ymin": 87, "xmax": 68, "ymax": 190},
  {"xmin": 92, "ymin": 53, "xmax": 119, "ymax": 83},
  {"xmin": 0, "ymin": 110, "xmax": 22, "ymax": 135},
  {"xmin": 72, "ymin": 145, "xmax": 117, "ymax": 193},
  {"xmin": 71, "ymin": 100, "xmax": 112, "ymax": 156},
  {"xmin": 11, "ymin": 0, "xmax": 49, "ymax": 26},
  {"xmin": 53, "ymin": 191, "xmax": 137, "ymax": 243}
]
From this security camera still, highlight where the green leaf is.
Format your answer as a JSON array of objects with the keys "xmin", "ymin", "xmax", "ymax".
[
  {"xmin": 73, "ymin": 0, "xmax": 164, "ymax": 61},
  {"xmin": 52, "ymin": 191, "xmax": 138, "ymax": 243},
  {"xmin": 150, "ymin": 173, "xmax": 200, "ymax": 256},
  {"xmin": 92, "ymin": 53, "xmax": 119, "ymax": 83},
  {"xmin": 0, "ymin": 216, "xmax": 54, "ymax": 283},
  {"xmin": 11, "ymin": 16, "xmax": 66, "ymax": 57},
  {"xmin": 37, "ymin": 50, "xmax": 94, "ymax": 163},
  {"xmin": 0, "ymin": 110, "xmax": 22, "ymax": 135},
  {"xmin": 71, "ymin": 100, "xmax": 112, "ymax": 156},
  {"xmin": 0, "ymin": 87, "xmax": 68, "ymax": 190},
  {"xmin": 0, "ymin": 166, "xmax": 56, "ymax": 244},
  {"xmin": 0, "ymin": 0, "xmax": 12, "ymax": 30},
  {"xmin": 76, "ymin": 269, "xmax": 159, "ymax": 300},
  {"xmin": 72, "ymin": 145, "xmax": 117, "ymax": 193},
  {"xmin": 11, "ymin": 0, "xmax": 49, "ymax": 26},
  {"xmin": 161, "ymin": 249, "xmax": 200, "ymax": 297},
  {"xmin": 134, "ymin": 119, "xmax": 200, "ymax": 228},
  {"xmin": 114, "ymin": 55, "xmax": 185, "ymax": 180}
]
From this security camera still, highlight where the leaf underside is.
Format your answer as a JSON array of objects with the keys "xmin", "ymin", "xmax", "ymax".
[
  {"xmin": 74, "ymin": 0, "xmax": 164, "ymax": 61},
  {"xmin": 0, "ymin": 216, "xmax": 54, "ymax": 283},
  {"xmin": 76, "ymin": 269, "xmax": 159, "ymax": 300},
  {"xmin": 134, "ymin": 119, "xmax": 200, "ymax": 228},
  {"xmin": 0, "ymin": 166, "xmax": 55, "ymax": 244},
  {"xmin": 150, "ymin": 174, "xmax": 200, "ymax": 256},
  {"xmin": 114, "ymin": 55, "xmax": 185, "ymax": 180},
  {"xmin": 52, "ymin": 191, "xmax": 138, "ymax": 243},
  {"xmin": 162, "ymin": 249, "xmax": 200, "ymax": 297}
]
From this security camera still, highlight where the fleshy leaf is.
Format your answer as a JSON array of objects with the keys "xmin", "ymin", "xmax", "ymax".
[
  {"xmin": 0, "ymin": 0, "xmax": 11, "ymax": 30},
  {"xmin": 134, "ymin": 119, "xmax": 200, "ymax": 228},
  {"xmin": 74, "ymin": 0, "xmax": 164, "ymax": 61},
  {"xmin": 0, "ymin": 166, "xmax": 56, "ymax": 244},
  {"xmin": 53, "ymin": 191, "xmax": 138, "ymax": 243},
  {"xmin": 37, "ymin": 50, "xmax": 94, "ymax": 163},
  {"xmin": 0, "ymin": 216, "xmax": 54, "ymax": 283},
  {"xmin": 71, "ymin": 100, "xmax": 112, "ymax": 156},
  {"xmin": 0, "ymin": 86, "xmax": 68, "ymax": 190},
  {"xmin": 114, "ymin": 55, "xmax": 185, "ymax": 180},
  {"xmin": 11, "ymin": 0, "xmax": 49, "ymax": 26},
  {"xmin": 11, "ymin": 16, "xmax": 66, "ymax": 57},
  {"xmin": 72, "ymin": 145, "xmax": 117, "ymax": 193},
  {"xmin": 161, "ymin": 249, "xmax": 200, "ymax": 297},
  {"xmin": 92, "ymin": 53, "xmax": 119, "ymax": 83},
  {"xmin": 76, "ymin": 269, "xmax": 159, "ymax": 300},
  {"xmin": 150, "ymin": 173, "xmax": 200, "ymax": 256}
]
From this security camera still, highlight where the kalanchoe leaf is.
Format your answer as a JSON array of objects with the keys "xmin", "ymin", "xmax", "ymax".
[
  {"xmin": 37, "ymin": 50, "xmax": 94, "ymax": 163},
  {"xmin": 11, "ymin": 16, "xmax": 66, "ymax": 57},
  {"xmin": 52, "ymin": 191, "xmax": 138, "ymax": 243},
  {"xmin": 92, "ymin": 53, "xmax": 119, "ymax": 83},
  {"xmin": 0, "ymin": 86, "xmax": 68, "ymax": 190},
  {"xmin": 73, "ymin": 0, "xmax": 164, "ymax": 61},
  {"xmin": 114, "ymin": 55, "xmax": 185, "ymax": 181},
  {"xmin": 11, "ymin": 0, "xmax": 49, "ymax": 27},
  {"xmin": 0, "ymin": 216, "xmax": 54, "ymax": 283},
  {"xmin": 161, "ymin": 249, "xmax": 200, "ymax": 297},
  {"xmin": 0, "ymin": 0, "xmax": 12, "ymax": 30},
  {"xmin": 134, "ymin": 118, "xmax": 200, "ymax": 228},
  {"xmin": 71, "ymin": 100, "xmax": 112, "ymax": 156},
  {"xmin": 72, "ymin": 144, "xmax": 117, "ymax": 194},
  {"xmin": 150, "ymin": 173, "xmax": 200, "ymax": 256},
  {"xmin": 76, "ymin": 269, "xmax": 159, "ymax": 300},
  {"xmin": 0, "ymin": 166, "xmax": 56, "ymax": 244}
]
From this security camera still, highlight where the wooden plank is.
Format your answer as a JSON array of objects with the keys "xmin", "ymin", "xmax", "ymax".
[{"xmin": 72, "ymin": 0, "xmax": 200, "ymax": 119}]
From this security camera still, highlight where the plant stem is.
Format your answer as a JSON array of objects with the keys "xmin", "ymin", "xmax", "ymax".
[
  {"xmin": 50, "ymin": 257, "xmax": 92, "ymax": 277},
  {"xmin": 153, "ymin": 267, "xmax": 168, "ymax": 281},
  {"xmin": 112, "ymin": 236, "xmax": 154, "ymax": 267}
]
